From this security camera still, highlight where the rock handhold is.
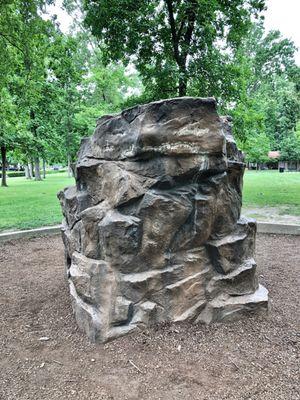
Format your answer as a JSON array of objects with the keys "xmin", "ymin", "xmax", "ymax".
[{"xmin": 58, "ymin": 97, "xmax": 268, "ymax": 343}]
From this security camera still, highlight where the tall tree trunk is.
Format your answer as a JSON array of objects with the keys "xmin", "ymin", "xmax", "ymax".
[
  {"xmin": 29, "ymin": 109, "xmax": 42, "ymax": 180},
  {"xmin": 178, "ymin": 69, "xmax": 187, "ymax": 96},
  {"xmin": 1, "ymin": 146, "xmax": 8, "ymax": 187},
  {"xmin": 166, "ymin": 0, "xmax": 197, "ymax": 97},
  {"xmin": 67, "ymin": 154, "xmax": 73, "ymax": 178},
  {"xmin": 42, "ymin": 159, "xmax": 46, "ymax": 179},
  {"xmin": 27, "ymin": 161, "xmax": 33, "ymax": 179},
  {"xmin": 30, "ymin": 161, "xmax": 34, "ymax": 178},
  {"xmin": 34, "ymin": 157, "xmax": 42, "ymax": 181},
  {"xmin": 24, "ymin": 164, "xmax": 30, "ymax": 179}
]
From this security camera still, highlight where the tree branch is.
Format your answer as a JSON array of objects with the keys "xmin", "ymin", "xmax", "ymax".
[
  {"xmin": 0, "ymin": 31, "xmax": 25, "ymax": 56},
  {"xmin": 165, "ymin": 0, "xmax": 181, "ymax": 65},
  {"xmin": 181, "ymin": 0, "xmax": 197, "ymax": 62},
  {"xmin": 177, "ymin": 18, "xmax": 185, "ymax": 42}
]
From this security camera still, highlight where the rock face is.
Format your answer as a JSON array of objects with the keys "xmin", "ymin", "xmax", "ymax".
[{"xmin": 58, "ymin": 97, "xmax": 268, "ymax": 343}]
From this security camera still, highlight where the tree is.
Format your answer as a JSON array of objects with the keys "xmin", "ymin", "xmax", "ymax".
[
  {"xmin": 0, "ymin": 89, "xmax": 17, "ymax": 186},
  {"xmin": 0, "ymin": 0, "xmax": 56, "ymax": 182},
  {"xmin": 280, "ymin": 133, "xmax": 300, "ymax": 162},
  {"xmin": 83, "ymin": 0, "xmax": 265, "ymax": 98},
  {"xmin": 0, "ymin": 0, "xmax": 142, "ymax": 185},
  {"xmin": 0, "ymin": 0, "xmax": 21, "ymax": 186},
  {"xmin": 243, "ymin": 131, "xmax": 271, "ymax": 166},
  {"xmin": 229, "ymin": 23, "xmax": 299, "ymax": 149},
  {"xmin": 47, "ymin": 31, "xmax": 134, "ymax": 169},
  {"xmin": 48, "ymin": 33, "xmax": 86, "ymax": 176}
]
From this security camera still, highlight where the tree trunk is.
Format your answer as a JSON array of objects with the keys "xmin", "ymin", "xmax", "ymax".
[
  {"xmin": 30, "ymin": 161, "xmax": 34, "ymax": 178},
  {"xmin": 165, "ymin": 0, "xmax": 193, "ymax": 98},
  {"xmin": 178, "ymin": 72, "xmax": 187, "ymax": 96},
  {"xmin": 42, "ymin": 159, "xmax": 46, "ymax": 179},
  {"xmin": 1, "ymin": 146, "xmax": 8, "ymax": 187},
  {"xmin": 34, "ymin": 157, "xmax": 42, "ymax": 181},
  {"xmin": 29, "ymin": 109, "xmax": 42, "ymax": 180},
  {"xmin": 67, "ymin": 154, "xmax": 73, "ymax": 178},
  {"xmin": 27, "ymin": 162, "xmax": 33, "ymax": 179},
  {"xmin": 24, "ymin": 165, "xmax": 30, "ymax": 179}
]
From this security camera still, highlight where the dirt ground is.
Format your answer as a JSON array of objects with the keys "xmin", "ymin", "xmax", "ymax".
[
  {"xmin": 0, "ymin": 234, "xmax": 299, "ymax": 400},
  {"xmin": 243, "ymin": 206, "xmax": 300, "ymax": 225}
]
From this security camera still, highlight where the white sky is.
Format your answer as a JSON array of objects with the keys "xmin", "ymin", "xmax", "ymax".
[
  {"xmin": 46, "ymin": 0, "xmax": 300, "ymax": 65},
  {"xmin": 263, "ymin": 0, "xmax": 300, "ymax": 64},
  {"xmin": 45, "ymin": 0, "xmax": 73, "ymax": 32}
]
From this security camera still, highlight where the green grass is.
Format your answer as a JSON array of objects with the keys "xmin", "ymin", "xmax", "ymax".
[
  {"xmin": 0, "ymin": 173, "xmax": 74, "ymax": 231},
  {"xmin": 0, "ymin": 170, "xmax": 299, "ymax": 232},
  {"xmin": 243, "ymin": 170, "xmax": 300, "ymax": 215}
]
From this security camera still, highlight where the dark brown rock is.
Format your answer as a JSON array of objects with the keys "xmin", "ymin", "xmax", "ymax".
[{"xmin": 58, "ymin": 97, "xmax": 268, "ymax": 342}]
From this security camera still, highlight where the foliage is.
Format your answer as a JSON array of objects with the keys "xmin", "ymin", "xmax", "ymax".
[
  {"xmin": 229, "ymin": 23, "xmax": 300, "ymax": 161},
  {"xmin": 0, "ymin": 0, "xmax": 57, "ymax": 184},
  {"xmin": 0, "ymin": 0, "xmax": 137, "ymax": 185},
  {"xmin": 242, "ymin": 132, "xmax": 271, "ymax": 164},
  {"xmin": 1, "ymin": 0, "xmax": 300, "ymax": 185},
  {"xmin": 0, "ymin": 171, "xmax": 25, "ymax": 178},
  {"xmin": 280, "ymin": 133, "xmax": 300, "ymax": 161},
  {"xmin": 83, "ymin": 0, "xmax": 265, "ymax": 98}
]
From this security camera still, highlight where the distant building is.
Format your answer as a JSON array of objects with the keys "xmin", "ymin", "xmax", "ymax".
[
  {"xmin": 266, "ymin": 151, "xmax": 280, "ymax": 170},
  {"xmin": 268, "ymin": 151, "xmax": 280, "ymax": 160},
  {"xmin": 267, "ymin": 151, "xmax": 300, "ymax": 171}
]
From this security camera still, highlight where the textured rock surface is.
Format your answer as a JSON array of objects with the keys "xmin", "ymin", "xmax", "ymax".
[{"xmin": 58, "ymin": 97, "xmax": 268, "ymax": 343}]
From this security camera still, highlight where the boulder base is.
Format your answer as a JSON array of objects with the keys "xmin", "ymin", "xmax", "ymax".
[{"xmin": 58, "ymin": 97, "xmax": 268, "ymax": 342}]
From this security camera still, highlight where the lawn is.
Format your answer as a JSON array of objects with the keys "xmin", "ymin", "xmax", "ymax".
[
  {"xmin": 0, "ymin": 170, "xmax": 299, "ymax": 231},
  {"xmin": 243, "ymin": 170, "xmax": 300, "ymax": 216},
  {"xmin": 0, "ymin": 173, "xmax": 74, "ymax": 231}
]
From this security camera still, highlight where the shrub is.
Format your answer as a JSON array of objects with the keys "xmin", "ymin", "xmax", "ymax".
[
  {"xmin": 0, "ymin": 171, "xmax": 25, "ymax": 178},
  {"xmin": 0, "ymin": 169, "xmax": 67, "ymax": 178}
]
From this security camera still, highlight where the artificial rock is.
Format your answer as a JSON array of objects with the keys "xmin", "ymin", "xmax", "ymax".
[{"xmin": 58, "ymin": 97, "xmax": 268, "ymax": 342}]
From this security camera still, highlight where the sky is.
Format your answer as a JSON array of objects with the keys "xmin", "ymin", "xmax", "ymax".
[
  {"xmin": 46, "ymin": 0, "xmax": 300, "ymax": 65},
  {"xmin": 263, "ymin": 0, "xmax": 300, "ymax": 64}
]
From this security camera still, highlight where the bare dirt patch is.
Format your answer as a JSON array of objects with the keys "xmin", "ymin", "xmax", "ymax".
[
  {"xmin": 0, "ymin": 234, "xmax": 299, "ymax": 400},
  {"xmin": 243, "ymin": 206, "xmax": 300, "ymax": 225}
]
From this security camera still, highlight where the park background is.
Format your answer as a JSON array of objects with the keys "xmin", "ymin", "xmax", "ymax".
[
  {"xmin": 0, "ymin": 0, "xmax": 300, "ymax": 231},
  {"xmin": 0, "ymin": 3, "xmax": 300, "ymax": 399}
]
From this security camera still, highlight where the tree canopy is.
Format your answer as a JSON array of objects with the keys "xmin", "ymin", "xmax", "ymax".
[
  {"xmin": 228, "ymin": 23, "xmax": 300, "ymax": 162},
  {"xmin": 0, "ymin": 0, "xmax": 299, "ymax": 187},
  {"xmin": 83, "ymin": 0, "xmax": 266, "ymax": 98},
  {"xmin": 0, "ymin": 0, "xmax": 138, "ymax": 185}
]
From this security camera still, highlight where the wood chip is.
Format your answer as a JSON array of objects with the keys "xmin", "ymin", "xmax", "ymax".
[
  {"xmin": 38, "ymin": 337, "xmax": 50, "ymax": 341},
  {"xmin": 129, "ymin": 359, "xmax": 143, "ymax": 374}
]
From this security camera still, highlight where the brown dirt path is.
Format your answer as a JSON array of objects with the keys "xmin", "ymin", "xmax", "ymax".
[{"xmin": 0, "ymin": 234, "xmax": 299, "ymax": 400}]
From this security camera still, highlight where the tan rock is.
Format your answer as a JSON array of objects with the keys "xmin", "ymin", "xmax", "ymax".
[{"xmin": 58, "ymin": 97, "xmax": 268, "ymax": 342}]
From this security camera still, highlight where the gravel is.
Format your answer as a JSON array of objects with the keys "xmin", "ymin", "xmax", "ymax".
[{"xmin": 0, "ymin": 233, "xmax": 299, "ymax": 400}]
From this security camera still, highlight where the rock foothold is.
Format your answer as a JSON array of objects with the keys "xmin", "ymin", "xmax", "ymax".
[{"xmin": 58, "ymin": 97, "xmax": 268, "ymax": 343}]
